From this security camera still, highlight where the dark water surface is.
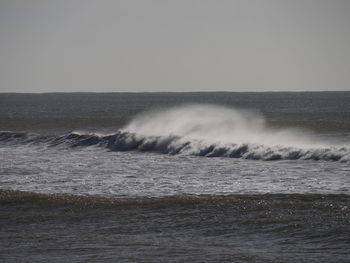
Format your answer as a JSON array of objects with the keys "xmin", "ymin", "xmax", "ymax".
[{"xmin": 1, "ymin": 190, "xmax": 349, "ymax": 263}]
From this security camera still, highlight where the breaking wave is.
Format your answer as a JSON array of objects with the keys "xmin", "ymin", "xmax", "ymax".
[{"xmin": 1, "ymin": 105, "xmax": 349, "ymax": 162}]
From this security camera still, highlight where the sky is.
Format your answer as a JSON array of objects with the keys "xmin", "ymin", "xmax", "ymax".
[{"xmin": 1, "ymin": 0, "xmax": 350, "ymax": 93}]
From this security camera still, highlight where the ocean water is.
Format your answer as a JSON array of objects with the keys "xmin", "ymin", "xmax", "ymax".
[{"xmin": 0, "ymin": 92, "xmax": 349, "ymax": 262}]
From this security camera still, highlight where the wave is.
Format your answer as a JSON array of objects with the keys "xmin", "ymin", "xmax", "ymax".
[{"xmin": 1, "ymin": 105, "xmax": 350, "ymax": 162}]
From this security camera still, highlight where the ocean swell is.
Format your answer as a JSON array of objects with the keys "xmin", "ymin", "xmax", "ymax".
[{"xmin": 1, "ymin": 105, "xmax": 349, "ymax": 162}]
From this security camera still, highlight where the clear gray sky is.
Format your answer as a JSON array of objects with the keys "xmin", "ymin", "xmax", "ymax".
[{"xmin": 1, "ymin": 0, "xmax": 350, "ymax": 92}]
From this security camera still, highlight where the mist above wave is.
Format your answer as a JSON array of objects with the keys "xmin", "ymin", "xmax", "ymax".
[{"xmin": 123, "ymin": 105, "xmax": 327, "ymax": 148}]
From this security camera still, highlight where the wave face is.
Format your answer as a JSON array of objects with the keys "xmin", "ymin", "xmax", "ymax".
[{"xmin": 1, "ymin": 105, "xmax": 350, "ymax": 162}]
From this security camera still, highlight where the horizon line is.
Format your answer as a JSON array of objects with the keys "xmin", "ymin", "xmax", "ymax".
[{"xmin": 1, "ymin": 90, "xmax": 350, "ymax": 94}]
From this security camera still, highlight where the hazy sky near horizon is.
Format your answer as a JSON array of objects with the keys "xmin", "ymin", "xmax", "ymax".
[{"xmin": 1, "ymin": 0, "xmax": 350, "ymax": 92}]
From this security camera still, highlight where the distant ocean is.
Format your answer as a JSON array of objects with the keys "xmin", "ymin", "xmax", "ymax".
[{"xmin": 1, "ymin": 92, "xmax": 349, "ymax": 262}]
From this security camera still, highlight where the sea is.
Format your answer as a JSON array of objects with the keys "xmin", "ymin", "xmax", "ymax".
[{"xmin": 0, "ymin": 92, "xmax": 349, "ymax": 262}]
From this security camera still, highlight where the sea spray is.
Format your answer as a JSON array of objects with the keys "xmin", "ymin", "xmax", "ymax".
[{"xmin": 123, "ymin": 104, "xmax": 329, "ymax": 148}]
